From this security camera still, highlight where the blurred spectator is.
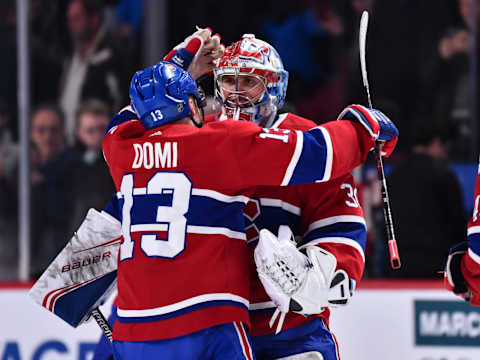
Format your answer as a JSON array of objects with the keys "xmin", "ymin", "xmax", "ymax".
[
  {"xmin": 383, "ymin": 124, "xmax": 467, "ymax": 278},
  {"xmin": 348, "ymin": 0, "xmax": 462, "ymax": 154},
  {"xmin": 30, "ymin": 104, "xmax": 77, "ymax": 279},
  {"xmin": 0, "ymin": 0, "xmax": 62, "ymax": 139},
  {"xmin": 0, "ymin": 99, "xmax": 18, "ymax": 280},
  {"xmin": 68, "ymin": 99, "xmax": 115, "ymax": 232},
  {"xmin": 105, "ymin": 0, "xmax": 143, "ymax": 77},
  {"xmin": 261, "ymin": 0, "xmax": 356, "ymax": 123},
  {"xmin": 60, "ymin": 0, "xmax": 131, "ymax": 145},
  {"xmin": 0, "ymin": 99, "xmax": 18, "ymax": 181},
  {"xmin": 418, "ymin": 0, "xmax": 480, "ymax": 160},
  {"xmin": 105, "ymin": 0, "xmax": 143, "ymax": 38}
]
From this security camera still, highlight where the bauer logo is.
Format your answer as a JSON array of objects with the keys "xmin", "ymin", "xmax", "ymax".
[{"xmin": 415, "ymin": 300, "xmax": 480, "ymax": 346}]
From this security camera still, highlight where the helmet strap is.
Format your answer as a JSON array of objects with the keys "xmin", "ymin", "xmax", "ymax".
[{"xmin": 189, "ymin": 97, "xmax": 204, "ymax": 128}]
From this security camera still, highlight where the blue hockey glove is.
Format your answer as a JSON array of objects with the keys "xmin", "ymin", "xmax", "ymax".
[{"xmin": 337, "ymin": 104, "xmax": 399, "ymax": 157}]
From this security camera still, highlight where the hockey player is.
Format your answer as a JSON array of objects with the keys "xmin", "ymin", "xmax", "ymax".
[
  {"xmin": 86, "ymin": 30, "xmax": 397, "ymax": 360},
  {"xmin": 210, "ymin": 34, "xmax": 376, "ymax": 360},
  {"xmin": 445, "ymin": 166, "xmax": 480, "ymax": 306},
  {"xmin": 103, "ymin": 59, "xmax": 396, "ymax": 360}
]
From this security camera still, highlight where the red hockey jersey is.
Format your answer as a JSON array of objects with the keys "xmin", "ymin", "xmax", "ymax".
[
  {"xmin": 463, "ymin": 164, "xmax": 480, "ymax": 305},
  {"xmin": 240, "ymin": 113, "xmax": 366, "ymax": 336},
  {"xmin": 102, "ymin": 111, "xmax": 373, "ymax": 341}
]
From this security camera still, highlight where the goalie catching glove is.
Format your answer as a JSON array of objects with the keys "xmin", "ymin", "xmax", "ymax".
[{"xmin": 254, "ymin": 226, "xmax": 351, "ymax": 334}]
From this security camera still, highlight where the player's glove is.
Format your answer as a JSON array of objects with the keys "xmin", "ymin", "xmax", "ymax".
[
  {"xmin": 163, "ymin": 27, "xmax": 224, "ymax": 80},
  {"xmin": 337, "ymin": 104, "xmax": 399, "ymax": 157},
  {"xmin": 444, "ymin": 242, "xmax": 472, "ymax": 302},
  {"xmin": 254, "ymin": 226, "xmax": 351, "ymax": 334}
]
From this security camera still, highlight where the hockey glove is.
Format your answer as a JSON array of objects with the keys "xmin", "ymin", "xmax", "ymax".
[
  {"xmin": 444, "ymin": 242, "xmax": 472, "ymax": 302},
  {"xmin": 254, "ymin": 226, "xmax": 350, "ymax": 334},
  {"xmin": 163, "ymin": 27, "xmax": 224, "ymax": 80},
  {"xmin": 337, "ymin": 104, "xmax": 398, "ymax": 157}
]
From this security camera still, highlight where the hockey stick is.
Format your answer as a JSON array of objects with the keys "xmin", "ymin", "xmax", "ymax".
[
  {"xmin": 90, "ymin": 307, "xmax": 113, "ymax": 343},
  {"xmin": 359, "ymin": 11, "xmax": 401, "ymax": 269}
]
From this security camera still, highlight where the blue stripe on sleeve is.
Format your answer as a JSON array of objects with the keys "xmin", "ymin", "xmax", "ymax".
[
  {"xmin": 288, "ymin": 128, "xmax": 327, "ymax": 185},
  {"xmin": 105, "ymin": 108, "xmax": 138, "ymax": 135},
  {"xmin": 468, "ymin": 233, "xmax": 480, "ymax": 257},
  {"xmin": 299, "ymin": 221, "xmax": 367, "ymax": 251}
]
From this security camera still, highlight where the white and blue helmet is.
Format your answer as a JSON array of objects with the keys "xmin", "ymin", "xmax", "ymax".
[{"xmin": 214, "ymin": 34, "xmax": 288, "ymax": 127}]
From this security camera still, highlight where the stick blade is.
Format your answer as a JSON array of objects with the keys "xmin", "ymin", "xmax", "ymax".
[{"xmin": 359, "ymin": 11, "xmax": 369, "ymax": 88}]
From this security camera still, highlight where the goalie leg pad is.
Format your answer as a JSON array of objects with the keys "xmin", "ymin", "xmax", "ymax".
[{"xmin": 29, "ymin": 208, "xmax": 121, "ymax": 327}]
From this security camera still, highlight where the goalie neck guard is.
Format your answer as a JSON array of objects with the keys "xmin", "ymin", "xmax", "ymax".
[{"xmin": 214, "ymin": 34, "xmax": 289, "ymax": 128}]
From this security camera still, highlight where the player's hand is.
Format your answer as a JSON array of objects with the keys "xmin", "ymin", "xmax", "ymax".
[
  {"xmin": 444, "ymin": 242, "xmax": 473, "ymax": 302},
  {"xmin": 163, "ymin": 27, "xmax": 224, "ymax": 79},
  {"xmin": 337, "ymin": 104, "xmax": 398, "ymax": 157}
]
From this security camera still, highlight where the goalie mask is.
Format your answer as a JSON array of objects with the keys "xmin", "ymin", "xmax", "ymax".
[{"xmin": 214, "ymin": 34, "xmax": 289, "ymax": 127}]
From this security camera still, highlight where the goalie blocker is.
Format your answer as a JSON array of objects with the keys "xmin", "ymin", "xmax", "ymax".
[
  {"xmin": 254, "ymin": 226, "xmax": 351, "ymax": 334},
  {"xmin": 28, "ymin": 208, "xmax": 121, "ymax": 328}
]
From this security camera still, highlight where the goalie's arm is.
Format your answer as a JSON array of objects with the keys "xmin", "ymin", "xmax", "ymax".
[{"xmin": 297, "ymin": 175, "xmax": 367, "ymax": 291}]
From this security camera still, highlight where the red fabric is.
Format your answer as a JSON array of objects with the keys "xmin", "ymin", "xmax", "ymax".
[
  {"xmin": 246, "ymin": 113, "xmax": 366, "ymax": 336},
  {"xmin": 103, "ymin": 111, "xmax": 375, "ymax": 340}
]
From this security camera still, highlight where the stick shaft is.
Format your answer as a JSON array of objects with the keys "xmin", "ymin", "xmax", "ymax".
[
  {"xmin": 91, "ymin": 307, "xmax": 113, "ymax": 343},
  {"xmin": 374, "ymin": 144, "xmax": 401, "ymax": 269},
  {"xmin": 360, "ymin": 11, "xmax": 401, "ymax": 269}
]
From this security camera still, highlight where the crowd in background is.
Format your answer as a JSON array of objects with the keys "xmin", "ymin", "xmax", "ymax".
[{"xmin": 0, "ymin": 0, "xmax": 478, "ymax": 280}]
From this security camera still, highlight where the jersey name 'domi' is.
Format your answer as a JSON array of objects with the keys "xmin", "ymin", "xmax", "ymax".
[{"xmin": 131, "ymin": 141, "xmax": 178, "ymax": 169}]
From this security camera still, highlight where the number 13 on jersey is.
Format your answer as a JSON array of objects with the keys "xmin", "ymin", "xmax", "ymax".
[{"xmin": 120, "ymin": 172, "xmax": 192, "ymax": 260}]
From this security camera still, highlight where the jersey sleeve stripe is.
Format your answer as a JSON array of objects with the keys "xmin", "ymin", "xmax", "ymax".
[
  {"xmin": 318, "ymin": 126, "xmax": 333, "ymax": 182},
  {"xmin": 468, "ymin": 232, "xmax": 480, "ymax": 257},
  {"xmin": 117, "ymin": 293, "xmax": 249, "ymax": 318},
  {"xmin": 300, "ymin": 222, "xmax": 366, "ymax": 258},
  {"xmin": 306, "ymin": 215, "xmax": 367, "ymax": 235},
  {"xmin": 259, "ymin": 198, "xmax": 301, "ymax": 215},
  {"xmin": 281, "ymin": 130, "xmax": 304, "ymax": 186},
  {"xmin": 287, "ymin": 127, "xmax": 332, "ymax": 185},
  {"xmin": 468, "ymin": 248, "xmax": 480, "ymax": 265},
  {"xmin": 105, "ymin": 106, "xmax": 137, "ymax": 135},
  {"xmin": 299, "ymin": 237, "xmax": 365, "ymax": 262},
  {"xmin": 468, "ymin": 225, "xmax": 480, "ymax": 236}
]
